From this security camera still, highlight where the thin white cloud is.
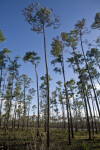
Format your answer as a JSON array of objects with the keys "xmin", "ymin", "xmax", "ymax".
[{"xmin": 96, "ymin": 84, "xmax": 100, "ymax": 90}]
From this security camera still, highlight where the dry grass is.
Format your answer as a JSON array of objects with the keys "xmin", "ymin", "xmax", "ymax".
[{"xmin": 0, "ymin": 128, "xmax": 100, "ymax": 150}]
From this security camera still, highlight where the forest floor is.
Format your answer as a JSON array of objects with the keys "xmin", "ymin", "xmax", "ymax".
[{"xmin": 0, "ymin": 128, "xmax": 100, "ymax": 150}]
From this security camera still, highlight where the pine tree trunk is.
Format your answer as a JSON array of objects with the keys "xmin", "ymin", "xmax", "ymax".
[
  {"xmin": 85, "ymin": 86, "xmax": 94, "ymax": 138},
  {"xmin": 61, "ymin": 60, "xmax": 71, "ymax": 145},
  {"xmin": 35, "ymin": 64, "xmax": 40, "ymax": 136},
  {"xmin": 18, "ymin": 113, "xmax": 20, "ymax": 129},
  {"xmin": 91, "ymin": 92, "xmax": 98, "ymax": 134},
  {"xmin": 80, "ymin": 31, "xmax": 100, "ymax": 117},
  {"xmin": 0, "ymin": 100, "xmax": 2, "ymax": 128},
  {"xmin": 14, "ymin": 99, "xmax": 17, "ymax": 129},
  {"xmin": 0, "ymin": 66, "xmax": 2, "ymax": 93},
  {"xmin": 43, "ymin": 25, "xmax": 50, "ymax": 149},
  {"xmin": 69, "ymin": 105, "xmax": 74, "ymax": 138},
  {"xmin": 62, "ymin": 102, "xmax": 65, "ymax": 128},
  {"xmin": 22, "ymin": 80, "xmax": 26, "ymax": 131},
  {"xmin": 72, "ymin": 48, "xmax": 91, "ymax": 139},
  {"xmin": 0, "ymin": 66, "xmax": 2, "ymax": 128}
]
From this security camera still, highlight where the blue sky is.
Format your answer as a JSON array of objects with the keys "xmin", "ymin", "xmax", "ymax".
[{"xmin": 0, "ymin": 0, "xmax": 100, "ymax": 114}]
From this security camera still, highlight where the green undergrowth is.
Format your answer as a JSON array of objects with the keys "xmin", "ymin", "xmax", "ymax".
[{"xmin": 0, "ymin": 128, "xmax": 100, "ymax": 150}]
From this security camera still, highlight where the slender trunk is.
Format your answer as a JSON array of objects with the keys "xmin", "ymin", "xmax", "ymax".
[
  {"xmin": 27, "ymin": 111, "xmax": 29, "ymax": 131},
  {"xmin": 2, "ymin": 69, "xmax": 7, "ymax": 128},
  {"xmin": 73, "ymin": 95, "xmax": 78, "ymax": 132},
  {"xmin": 32, "ymin": 113, "xmax": 34, "ymax": 128},
  {"xmin": 61, "ymin": 59, "xmax": 71, "ymax": 145},
  {"xmin": 35, "ymin": 64, "xmax": 40, "ymax": 135},
  {"xmin": 75, "ymin": 108, "xmax": 78, "ymax": 132},
  {"xmin": 85, "ymin": 86, "xmax": 94, "ymax": 138},
  {"xmin": 2, "ymin": 69, "xmax": 8, "ymax": 129},
  {"xmin": 0, "ymin": 99, "xmax": 2, "ymax": 128},
  {"xmin": 7, "ymin": 100, "xmax": 12, "ymax": 130},
  {"xmin": 88, "ymin": 57, "xmax": 100, "ymax": 85},
  {"xmin": 62, "ymin": 102, "xmax": 65, "ymax": 128},
  {"xmin": 44, "ymin": 104, "xmax": 47, "ymax": 132},
  {"xmin": 52, "ymin": 105, "xmax": 53, "ymax": 126},
  {"xmin": 6, "ymin": 76, "xmax": 14, "ymax": 130},
  {"xmin": 18, "ymin": 113, "xmax": 20, "ymax": 129},
  {"xmin": 11, "ymin": 76, "xmax": 14, "ymax": 130},
  {"xmin": 91, "ymin": 92, "xmax": 98, "ymax": 134},
  {"xmin": 22, "ymin": 80, "xmax": 26, "ymax": 131},
  {"xmin": 69, "ymin": 105, "xmax": 74, "ymax": 138},
  {"xmin": 14, "ymin": 98, "xmax": 17, "ymax": 129},
  {"xmin": 12, "ymin": 116, "xmax": 14, "ymax": 130},
  {"xmin": 83, "ymin": 94, "xmax": 91, "ymax": 139},
  {"xmin": 0, "ymin": 66, "xmax": 2, "ymax": 93},
  {"xmin": 80, "ymin": 31, "xmax": 100, "ymax": 117},
  {"xmin": 0, "ymin": 66, "xmax": 2, "ymax": 128},
  {"xmin": 43, "ymin": 25, "xmax": 50, "ymax": 149},
  {"xmin": 3, "ymin": 69, "xmax": 8, "ymax": 97},
  {"xmin": 72, "ymin": 48, "xmax": 91, "ymax": 139},
  {"xmin": 56, "ymin": 107, "xmax": 59, "ymax": 128}
]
